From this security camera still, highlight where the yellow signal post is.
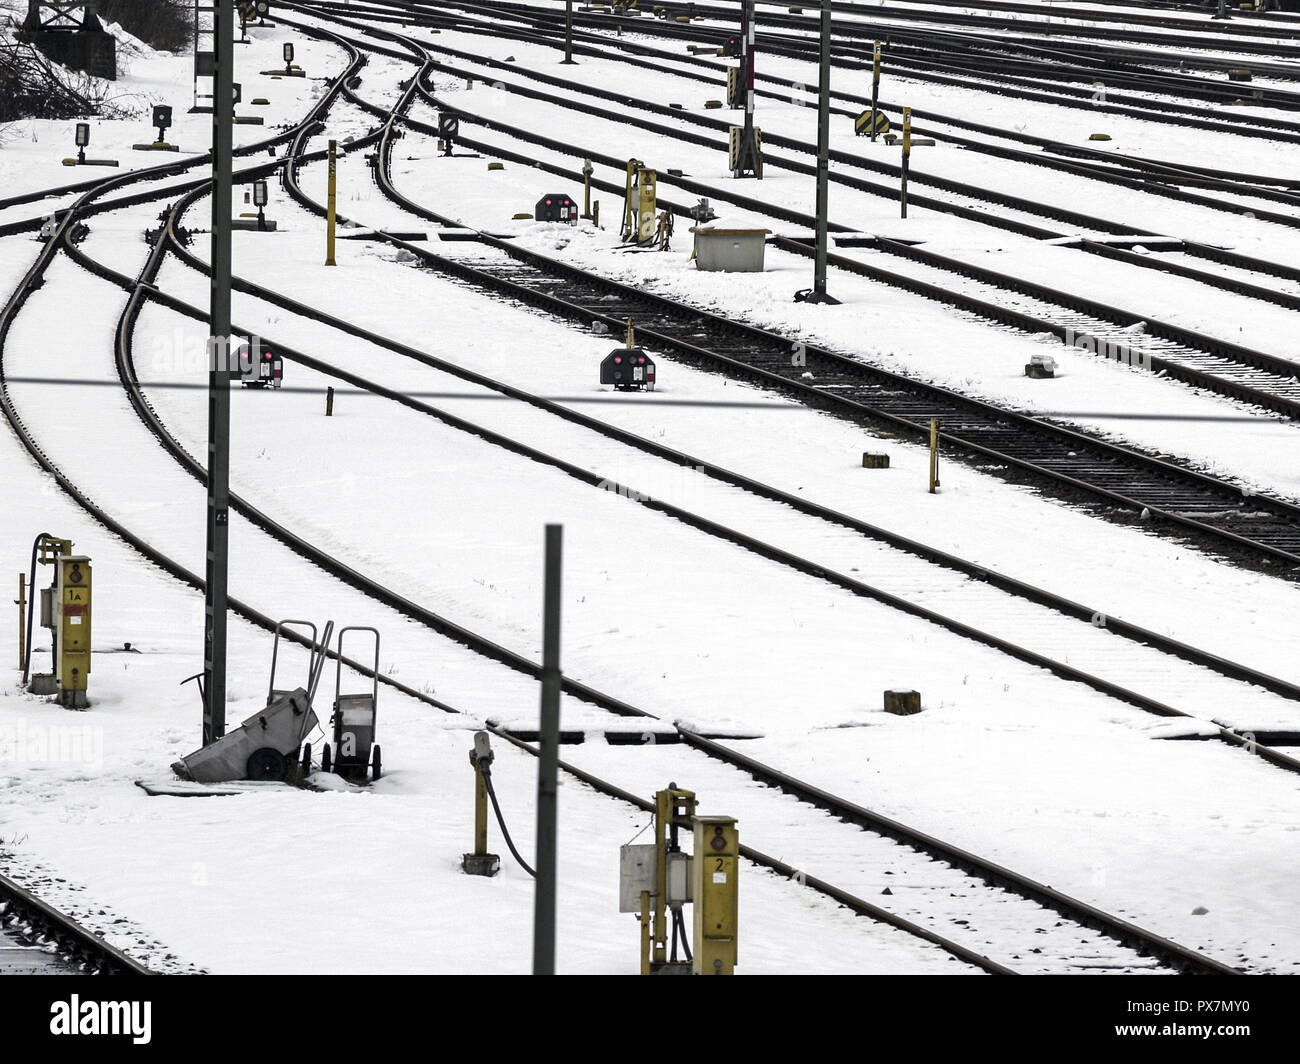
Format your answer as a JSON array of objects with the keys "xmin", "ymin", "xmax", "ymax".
[
  {"xmin": 621, "ymin": 161, "xmax": 658, "ymax": 245},
  {"xmin": 900, "ymin": 108, "xmax": 912, "ymax": 218},
  {"xmin": 54, "ymin": 555, "xmax": 92, "ymax": 709},
  {"xmin": 325, "ymin": 139, "xmax": 338, "ymax": 266},
  {"xmin": 692, "ymin": 816, "xmax": 739, "ymax": 975},
  {"xmin": 929, "ymin": 417, "xmax": 940, "ymax": 494},
  {"xmin": 462, "ymin": 731, "xmax": 501, "ymax": 877},
  {"xmin": 650, "ymin": 785, "xmax": 696, "ymax": 973},
  {"xmin": 871, "ymin": 41, "xmax": 882, "ymax": 142}
]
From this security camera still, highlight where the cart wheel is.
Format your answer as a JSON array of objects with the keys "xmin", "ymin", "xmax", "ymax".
[
  {"xmin": 371, "ymin": 744, "xmax": 382, "ymax": 782},
  {"xmin": 301, "ymin": 742, "xmax": 312, "ymax": 775},
  {"xmin": 246, "ymin": 747, "xmax": 287, "ymax": 781},
  {"xmin": 321, "ymin": 742, "xmax": 332, "ymax": 774}
]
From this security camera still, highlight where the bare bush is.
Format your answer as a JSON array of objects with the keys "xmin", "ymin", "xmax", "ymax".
[
  {"xmin": 0, "ymin": 34, "xmax": 111, "ymax": 121},
  {"xmin": 98, "ymin": 0, "xmax": 191, "ymax": 52}
]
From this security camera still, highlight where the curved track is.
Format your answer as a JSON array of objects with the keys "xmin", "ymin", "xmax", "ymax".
[{"xmin": 0, "ymin": 16, "xmax": 1272, "ymax": 975}]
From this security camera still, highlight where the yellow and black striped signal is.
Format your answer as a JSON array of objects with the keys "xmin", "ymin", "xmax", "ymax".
[{"xmin": 855, "ymin": 109, "xmax": 889, "ymax": 137}]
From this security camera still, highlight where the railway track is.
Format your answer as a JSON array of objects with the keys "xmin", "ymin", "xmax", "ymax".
[
  {"xmin": 119, "ymin": 198, "xmax": 1300, "ymax": 751},
  {"xmin": 385, "ymin": 0, "xmax": 1300, "ymax": 102},
  {"xmin": 318, "ymin": 0, "xmax": 1300, "ymax": 140},
  {"xmin": 141, "ymin": 20, "xmax": 1300, "ymax": 754},
  {"xmin": 492, "ymin": 727, "xmax": 1244, "ymax": 973},
  {"xmin": 0, "ymin": 872, "xmax": 150, "ymax": 974},
  {"xmin": 303, "ymin": 1, "xmax": 1300, "ymax": 321},
  {"xmin": 380, "ymin": 44, "xmax": 1300, "ymax": 418},
  {"xmin": 0, "ymin": 14, "xmax": 1279, "ymax": 977},
  {"xmin": 280, "ymin": 9, "xmax": 1300, "ymax": 575}
]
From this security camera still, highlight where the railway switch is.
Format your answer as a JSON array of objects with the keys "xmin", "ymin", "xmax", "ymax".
[
  {"xmin": 692, "ymin": 816, "xmax": 738, "ymax": 974},
  {"xmin": 53, "ymin": 555, "xmax": 92, "ymax": 709},
  {"xmin": 24, "ymin": 537, "xmax": 91, "ymax": 709},
  {"xmin": 462, "ymin": 731, "xmax": 501, "ymax": 877},
  {"xmin": 621, "ymin": 160, "xmax": 658, "ymax": 244},
  {"xmin": 622, "ymin": 785, "xmax": 738, "ymax": 974}
]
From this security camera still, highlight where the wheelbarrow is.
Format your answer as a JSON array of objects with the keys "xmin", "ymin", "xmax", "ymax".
[{"xmin": 172, "ymin": 620, "xmax": 330, "ymax": 784}]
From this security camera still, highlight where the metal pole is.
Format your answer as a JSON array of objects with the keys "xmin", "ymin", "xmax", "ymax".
[
  {"xmin": 203, "ymin": 0, "xmax": 234, "ymax": 745},
  {"xmin": 563, "ymin": 0, "xmax": 575, "ymax": 63},
  {"xmin": 192, "ymin": 0, "xmax": 200, "ymax": 112},
  {"xmin": 806, "ymin": 0, "xmax": 838, "ymax": 305},
  {"xmin": 533, "ymin": 523, "xmax": 563, "ymax": 975},
  {"xmin": 901, "ymin": 107, "xmax": 911, "ymax": 219},
  {"xmin": 325, "ymin": 139, "xmax": 337, "ymax": 266},
  {"xmin": 870, "ymin": 41, "xmax": 881, "ymax": 142}
]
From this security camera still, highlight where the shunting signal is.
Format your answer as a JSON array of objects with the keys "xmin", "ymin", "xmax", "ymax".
[{"xmin": 855, "ymin": 109, "xmax": 890, "ymax": 137}]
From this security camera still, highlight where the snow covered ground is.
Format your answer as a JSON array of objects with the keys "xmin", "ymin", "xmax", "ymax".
[{"xmin": 1, "ymin": 1, "xmax": 1298, "ymax": 975}]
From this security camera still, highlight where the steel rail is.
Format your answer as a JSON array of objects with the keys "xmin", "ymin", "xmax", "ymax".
[{"xmin": 0, "ymin": 871, "xmax": 152, "ymax": 974}]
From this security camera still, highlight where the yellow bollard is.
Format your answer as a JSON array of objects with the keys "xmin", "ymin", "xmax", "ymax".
[
  {"xmin": 462, "ymin": 732, "xmax": 500, "ymax": 876},
  {"xmin": 639, "ymin": 890, "xmax": 652, "ymax": 975},
  {"xmin": 325, "ymin": 139, "xmax": 337, "ymax": 266},
  {"xmin": 929, "ymin": 417, "xmax": 940, "ymax": 494}
]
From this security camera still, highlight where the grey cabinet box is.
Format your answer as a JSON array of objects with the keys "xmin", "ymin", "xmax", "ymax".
[{"xmin": 691, "ymin": 227, "xmax": 772, "ymax": 272}]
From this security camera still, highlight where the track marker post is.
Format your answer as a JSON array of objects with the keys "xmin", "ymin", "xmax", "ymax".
[
  {"xmin": 929, "ymin": 418, "xmax": 940, "ymax": 494},
  {"xmin": 463, "ymin": 732, "xmax": 501, "ymax": 877},
  {"xmin": 533, "ymin": 524, "xmax": 563, "ymax": 974},
  {"xmin": 900, "ymin": 108, "xmax": 911, "ymax": 218},
  {"xmin": 325, "ymin": 139, "xmax": 337, "ymax": 266},
  {"xmin": 870, "ymin": 41, "xmax": 882, "ymax": 143}
]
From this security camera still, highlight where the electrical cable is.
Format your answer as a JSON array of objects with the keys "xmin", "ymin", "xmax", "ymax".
[
  {"xmin": 480, "ymin": 760, "xmax": 536, "ymax": 878},
  {"xmin": 21, "ymin": 532, "xmax": 53, "ymax": 686}
]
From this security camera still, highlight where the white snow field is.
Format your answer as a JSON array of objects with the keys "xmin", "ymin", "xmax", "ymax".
[{"xmin": 1, "ymin": 1, "xmax": 1299, "ymax": 974}]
